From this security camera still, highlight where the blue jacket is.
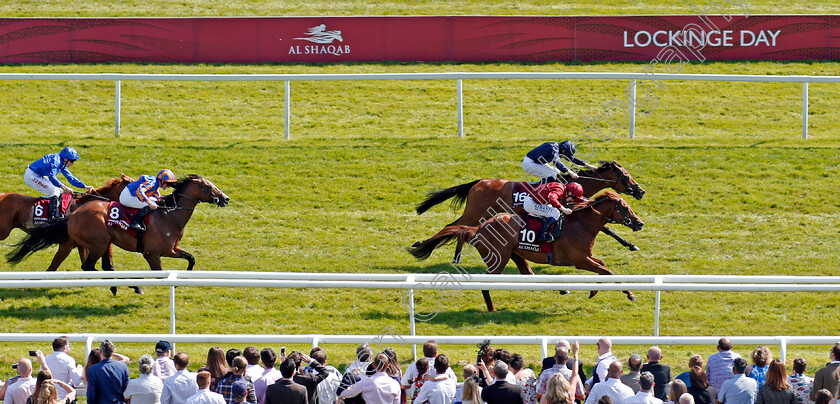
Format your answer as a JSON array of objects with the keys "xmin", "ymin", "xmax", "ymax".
[
  {"xmin": 87, "ymin": 358, "xmax": 130, "ymax": 404},
  {"xmin": 28, "ymin": 153, "xmax": 87, "ymax": 188},
  {"xmin": 126, "ymin": 175, "xmax": 163, "ymax": 203},
  {"xmin": 526, "ymin": 142, "xmax": 587, "ymax": 173}
]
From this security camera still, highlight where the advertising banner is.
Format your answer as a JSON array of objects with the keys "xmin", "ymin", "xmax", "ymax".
[{"xmin": 0, "ymin": 14, "xmax": 837, "ymax": 64}]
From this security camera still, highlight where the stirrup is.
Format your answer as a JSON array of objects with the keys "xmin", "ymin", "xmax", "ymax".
[{"xmin": 129, "ymin": 221, "xmax": 146, "ymax": 231}]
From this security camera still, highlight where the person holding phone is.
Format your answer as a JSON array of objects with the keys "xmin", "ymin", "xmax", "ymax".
[{"xmin": 1, "ymin": 358, "xmax": 36, "ymax": 404}]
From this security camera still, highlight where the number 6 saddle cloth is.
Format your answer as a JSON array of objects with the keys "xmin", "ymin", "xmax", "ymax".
[{"xmin": 32, "ymin": 193, "xmax": 73, "ymax": 225}]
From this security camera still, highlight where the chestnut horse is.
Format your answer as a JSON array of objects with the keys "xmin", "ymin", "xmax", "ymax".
[
  {"xmin": 7, "ymin": 175, "xmax": 229, "ymax": 294},
  {"xmin": 0, "ymin": 175, "xmax": 133, "ymax": 271},
  {"xmin": 408, "ymin": 190, "xmax": 644, "ymax": 312},
  {"xmin": 415, "ymin": 161, "xmax": 645, "ymax": 257}
]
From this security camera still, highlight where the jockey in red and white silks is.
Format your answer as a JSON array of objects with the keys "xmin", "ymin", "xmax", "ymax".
[{"xmin": 523, "ymin": 182, "xmax": 584, "ymax": 242}]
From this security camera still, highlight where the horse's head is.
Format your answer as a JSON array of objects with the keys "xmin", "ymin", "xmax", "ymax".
[
  {"xmin": 598, "ymin": 161, "xmax": 645, "ymax": 200},
  {"xmin": 592, "ymin": 190, "xmax": 644, "ymax": 231},
  {"xmin": 175, "ymin": 175, "xmax": 230, "ymax": 207}
]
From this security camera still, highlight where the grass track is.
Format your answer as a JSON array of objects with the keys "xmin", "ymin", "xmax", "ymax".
[{"xmin": 0, "ymin": 60, "xmax": 838, "ymax": 380}]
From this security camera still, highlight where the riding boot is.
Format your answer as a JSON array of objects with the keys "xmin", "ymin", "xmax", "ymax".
[
  {"xmin": 550, "ymin": 216, "xmax": 564, "ymax": 240},
  {"xmin": 536, "ymin": 217, "xmax": 557, "ymax": 242},
  {"xmin": 129, "ymin": 207, "xmax": 152, "ymax": 231},
  {"xmin": 47, "ymin": 196, "xmax": 62, "ymax": 224}
]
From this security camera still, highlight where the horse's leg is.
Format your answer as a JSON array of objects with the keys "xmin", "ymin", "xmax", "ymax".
[
  {"xmin": 46, "ymin": 241, "xmax": 78, "ymax": 271},
  {"xmin": 164, "ymin": 247, "xmax": 195, "ymax": 271},
  {"xmin": 143, "ymin": 254, "xmax": 163, "ymax": 271},
  {"xmin": 600, "ymin": 226, "xmax": 639, "ymax": 251},
  {"xmin": 481, "ymin": 246, "xmax": 512, "ymax": 313},
  {"xmin": 574, "ymin": 256, "xmax": 635, "ymax": 301}
]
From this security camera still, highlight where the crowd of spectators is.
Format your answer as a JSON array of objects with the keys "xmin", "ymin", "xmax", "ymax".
[{"xmin": 0, "ymin": 337, "xmax": 837, "ymax": 404}]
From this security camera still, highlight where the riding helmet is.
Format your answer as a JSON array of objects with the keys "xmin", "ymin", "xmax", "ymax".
[
  {"xmin": 566, "ymin": 182, "xmax": 585, "ymax": 200},
  {"xmin": 558, "ymin": 140, "xmax": 576, "ymax": 156},
  {"xmin": 59, "ymin": 147, "xmax": 80, "ymax": 161},
  {"xmin": 157, "ymin": 169, "xmax": 177, "ymax": 183}
]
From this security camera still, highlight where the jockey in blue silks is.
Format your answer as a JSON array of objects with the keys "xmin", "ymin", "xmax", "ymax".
[
  {"xmin": 522, "ymin": 140, "xmax": 598, "ymax": 183},
  {"xmin": 24, "ymin": 147, "xmax": 95, "ymax": 223},
  {"xmin": 120, "ymin": 169, "xmax": 178, "ymax": 231}
]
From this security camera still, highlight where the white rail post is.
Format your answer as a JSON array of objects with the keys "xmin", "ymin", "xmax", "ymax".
[
  {"xmin": 802, "ymin": 82, "xmax": 809, "ymax": 139},
  {"xmin": 284, "ymin": 80, "xmax": 291, "ymax": 140},
  {"xmin": 629, "ymin": 79, "xmax": 637, "ymax": 139},
  {"xmin": 457, "ymin": 78, "xmax": 464, "ymax": 138},
  {"xmin": 406, "ymin": 275, "xmax": 417, "ymax": 361},
  {"xmin": 85, "ymin": 335, "xmax": 94, "ymax": 359},
  {"xmin": 780, "ymin": 337, "xmax": 788, "ymax": 363},
  {"xmin": 541, "ymin": 338, "xmax": 549, "ymax": 360},
  {"xmin": 115, "ymin": 80, "xmax": 121, "ymax": 137},
  {"xmin": 312, "ymin": 336, "xmax": 320, "ymax": 349},
  {"xmin": 654, "ymin": 276, "xmax": 663, "ymax": 336},
  {"xmin": 169, "ymin": 272, "xmax": 178, "ymax": 335}
]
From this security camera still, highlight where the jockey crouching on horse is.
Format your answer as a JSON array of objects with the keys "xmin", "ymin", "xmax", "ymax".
[
  {"xmin": 24, "ymin": 147, "xmax": 95, "ymax": 223},
  {"xmin": 120, "ymin": 169, "xmax": 178, "ymax": 231},
  {"xmin": 522, "ymin": 140, "xmax": 598, "ymax": 183},
  {"xmin": 524, "ymin": 182, "xmax": 585, "ymax": 243}
]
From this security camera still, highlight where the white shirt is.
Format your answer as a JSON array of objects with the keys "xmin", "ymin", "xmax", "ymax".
[
  {"xmin": 625, "ymin": 390, "xmax": 664, "ymax": 404},
  {"xmin": 45, "ymin": 351, "xmax": 83, "ymax": 399},
  {"xmin": 414, "ymin": 377, "xmax": 457, "ymax": 404},
  {"xmin": 400, "ymin": 357, "xmax": 458, "ymax": 396},
  {"xmin": 245, "ymin": 365, "xmax": 263, "ymax": 383},
  {"xmin": 125, "ymin": 373, "xmax": 165, "ymax": 404},
  {"xmin": 161, "ymin": 369, "xmax": 199, "ymax": 404},
  {"xmin": 253, "ymin": 368, "xmax": 282, "ymax": 404},
  {"xmin": 594, "ymin": 353, "xmax": 618, "ymax": 385},
  {"xmin": 339, "ymin": 371, "xmax": 400, "ymax": 404},
  {"xmin": 5, "ymin": 376, "xmax": 36, "ymax": 404},
  {"xmin": 186, "ymin": 389, "xmax": 227, "ymax": 404},
  {"xmin": 154, "ymin": 356, "xmax": 177, "ymax": 380},
  {"xmin": 584, "ymin": 378, "xmax": 636, "ymax": 404}
]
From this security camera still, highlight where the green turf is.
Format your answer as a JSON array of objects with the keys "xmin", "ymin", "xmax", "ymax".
[{"xmin": 0, "ymin": 60, "xmax": 838, "ymax": 383}]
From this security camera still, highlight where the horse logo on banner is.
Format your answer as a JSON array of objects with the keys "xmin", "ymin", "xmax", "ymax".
[{"xmin": 294, "ymin": 24, "xmax": 343, "ymax": 44}]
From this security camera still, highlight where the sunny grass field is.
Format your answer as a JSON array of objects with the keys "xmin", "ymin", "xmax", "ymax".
[{"xmin": 0, "ymin": 60, "xmax": 838, "ymax": 381}]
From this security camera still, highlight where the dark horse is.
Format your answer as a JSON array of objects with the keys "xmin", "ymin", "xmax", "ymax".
[
  {"xmin": 7, "ymin": 175, "xmax": 229, "ymax": 294},
  {"xmin": 415, "ymin": 161, "xmax": 646, "ymax": 258},
  {"xmin": 408, "ymin": 190, "xmax": 644, "ymax": 312},
  {"xmin": 0, "ymin": 174, "xmax": 133, "ymax": 271}
]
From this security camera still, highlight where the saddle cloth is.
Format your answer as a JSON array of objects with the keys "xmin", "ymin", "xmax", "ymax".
[
  {"xmin": 105, "ymin": 202, "xmax": 150, "ymax": 238},
  {"xmin": 515, "ymin": 214, "xmax": 553, "ymax": 253},
  {"xmin": 32, "ymin": 193, "xmax": 73, "ymax": 225}
]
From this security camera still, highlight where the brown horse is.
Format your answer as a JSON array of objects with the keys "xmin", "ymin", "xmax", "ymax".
[
  {"xmin": 0, "ymin": 175, "xmax": 133, "ymax": 271},
  {"xmin": 7, "ymin": 175, "xmax": 229, "ymax": 294},
  {"xmin": 408, "ymin": 190, "xmax": 644, "ymax": 312},
  {"xmin": 415, "ymin": 161, "xmax": 645, "ymax": 256}
]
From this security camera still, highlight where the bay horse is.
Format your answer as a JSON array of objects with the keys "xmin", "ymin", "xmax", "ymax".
[
  {"xmin": 7, "ymin": 175, "xmax": 229, "ymax": 294},
  {"xmin": 415, "ymin": 161, "xmax": 645, "ymax": 257},
  {"xmin": 408, "ymin": 190, "xmax": 644, "ymax": 312},
  {"xmin": 0, "ymin": 174, "xmax": 133, "ymax": 271}
]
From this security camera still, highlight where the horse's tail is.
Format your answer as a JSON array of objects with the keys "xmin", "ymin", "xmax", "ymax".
[
  {"xmin": 407, "ymin": 225, "xmax": 479, "ymax": 260},
  {"xmin": 6, "ymin": 220, "xmax": 70, "ymax": 265},
  {"xmin": 416, "ymin": 179, "xmax": 481, "ymax": 215}
]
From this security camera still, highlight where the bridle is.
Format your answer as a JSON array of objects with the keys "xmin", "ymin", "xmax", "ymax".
[
  {"xmin": 579, "ymin": 196, "xmax": 636, "ymax": 227},
  {"xmin": 167, "ymin": 180, "xmax": 221, "ymax": 210},
  {"xmin": 578, "ymin": 163, "xmax": 639, "ymax": 197}
]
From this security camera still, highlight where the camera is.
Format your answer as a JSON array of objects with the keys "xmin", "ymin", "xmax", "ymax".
[
  {"xmin": 476, "ymin": 339, "xmax": 491, "ymax": 365},
  {"xmin": 29, "ymin": 351, "xmax": 37, "ymax": 357},
  {"xmin": 11, "ymin": 364, "xmax": 17, "ymax": 369},
  {"xmin": 280, "ymin": 347, "xmax": 286, "ymax": 356}
]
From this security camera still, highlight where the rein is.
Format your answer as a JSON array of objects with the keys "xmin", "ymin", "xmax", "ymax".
[
  {"xmin": 74, "ymin": 191, "xmax": 110, "ymax": 201},
  {"xmin": 576, "ymin": 176, "xmax": 616, "ymax": 184}
]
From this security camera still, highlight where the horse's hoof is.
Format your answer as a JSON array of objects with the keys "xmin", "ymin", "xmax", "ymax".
[
  {"xmin": 559, "ymin": 290, "xmax": 570, "ymax": 295},
  {"xmin": 589, "ymin": 290, "xmax": 598, "ymax": 299},
  {"xmin": 629, "ymin": 245, "xmax": 640, "ymax": 252},
  {"xmin": 132, "ymin": 287, "xmax": 144, "ymax": 295},
  {"xmin": 411, "ymin": 241, "xmax": 421, "ymax": 248},
  {"xmin": 626, "ymin": 293, "xmax": 636, "ymax": 302},
  {"xmin": 110, "ymin": 287, "xmax": 117, "ymax": 296}
]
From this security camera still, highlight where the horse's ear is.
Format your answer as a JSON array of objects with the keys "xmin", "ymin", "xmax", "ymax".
[
  {"xmin": 611, "ymin": 160, "xmax": 621, "ymax": 167},
  {"xmin": 120, "ymin": 173, "xmax": 134, "ymax": 182}
]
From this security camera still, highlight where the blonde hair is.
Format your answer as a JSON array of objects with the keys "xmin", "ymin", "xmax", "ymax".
[
  {"xmin": 669, "ymin": 379, "xmax": 688, "ymax": 403},
  {"xmin": 751, "ymin": 346, "xmax": 772, "ymax": 367},
  {"xmin": 544, "ymin": 373, "xmax": 572, "ymax": 404},
  {"xmin": 461, "ymin": 377, "xmax": 482, "ymax": 403},
  {"xmin": 34, "ymin": 380, "xmax": 58, "ymax": 404}
]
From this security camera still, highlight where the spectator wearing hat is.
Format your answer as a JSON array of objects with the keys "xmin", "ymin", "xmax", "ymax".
[
  {"xmin": 186, "ymin": 372, "xmax": 225, "ymax": 404},
  {"xmin": 161, "ymin": 352, "xmax": 199, "ymax": 404},
  {"xmin": 154, "ymin": 341, "xmax": 177, "ymax": 381},
  {"xmin": 264, "ymin": 357, "xmax": 307, "ymax": 404},
  {"xmin": 216, "ymin": 357, "xmax": 256, "ymax": 404},
  {"xmin": 88, "ymin": 340, "xmax": 131, "ymax": 404},
  {"xmin": 231, "ymin": 381, "xmax": 249, "ymax": 404}
]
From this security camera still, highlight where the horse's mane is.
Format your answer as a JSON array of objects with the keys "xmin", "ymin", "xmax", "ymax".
[
  {"xmin": 567, "ymin": 161, "xmax": 618, "ymax": 178},
  {"xmin": 172, "ymin": 174, "xmax": 203, "ymax": 194},
  {"xmin": 75, "ymin": 174, "xmax": 135, "ymax": 204}
]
